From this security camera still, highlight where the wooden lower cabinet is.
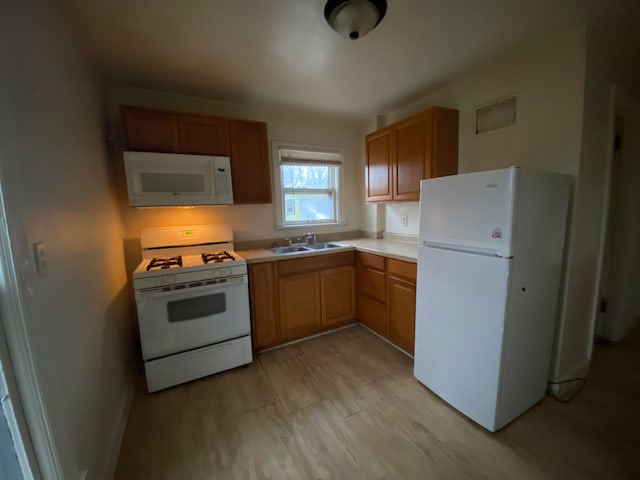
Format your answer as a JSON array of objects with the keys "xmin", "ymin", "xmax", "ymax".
[
  {"xmin": 387, "ymin": 276, "xmax": 417, "ymax": 354},
  {"xmin": 249, "ymin": 262, "xmax": 278, "ymax": 349},
  {"xmin": 357, "ymin": 294, "xmax": 386, "ymax": 336},
  {"xmin": 279, "ymin": 272, "xmax": 322, "ymax": 340},
  {"xmin": 356, "ymin": 252, "xmax": 417, "ymax": 355},
  {"xmin": 249, "ymin": 251, "xmax": 416, "ymax": 353},
  {"xmin": 356, "ymin": 252, "xmax": 388, "ymax": 336},
  {"xmin": 248, "ymin": 252, "xmax": 356, "ymax": 349},
  {"xmin": 321, "ymin": 266, "xmax": 356, "ymax": 327}
]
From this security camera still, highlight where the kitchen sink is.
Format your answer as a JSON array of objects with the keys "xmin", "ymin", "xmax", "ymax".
[
  {"xmin": 270, "ymin": 245, "xmax": 311, "ymax": 254},
  {"xmin": 305, "ymin": 242, "xmax": 343, "ymax": 250},
  {"xmin": 270, "ymin": 242, "xmax": 346, "ymax": 255}
]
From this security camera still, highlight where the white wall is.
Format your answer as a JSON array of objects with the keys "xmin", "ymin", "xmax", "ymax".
[
  {"xmin": 0, "ymin": 1, "xmax": 133, "ymax": 479},
  {"xmin": 105, "ymin": 85, "xmax": 366, "ymax": 269},
  {"xmin": 554, "ymin": 24, "xmax": 640, "ymax": 378}
]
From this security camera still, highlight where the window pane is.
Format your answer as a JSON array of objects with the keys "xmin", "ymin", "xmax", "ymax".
[
  {"xmin": 284, "ymin": 192, "xmax": 334, "ymax": 223},
  {"xmin": 281, "ymin": 165, "xmax": 332, "ymax": 189}
]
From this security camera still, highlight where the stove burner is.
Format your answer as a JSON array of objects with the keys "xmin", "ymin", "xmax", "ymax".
[
  {"xmin": 146, "ymin": 256, "xmax": 183, "ymax": 271},
  {"xmin": 202, "ymin": 251, "xmax": 235, "ymax": 264}
]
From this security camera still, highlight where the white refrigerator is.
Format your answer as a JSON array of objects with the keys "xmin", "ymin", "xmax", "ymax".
[{"xmin": 413, "ymin": 166, "xmax": 570, "ymax": 431}]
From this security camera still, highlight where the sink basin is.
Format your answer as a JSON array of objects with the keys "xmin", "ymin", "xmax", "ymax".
[
  {"xmin": 270, "ymin": 245, "xmax": 311, "ymax": 254},
  {"xmin": 305, "ymin": 242, "xmax": 343, "ymax": 250}
]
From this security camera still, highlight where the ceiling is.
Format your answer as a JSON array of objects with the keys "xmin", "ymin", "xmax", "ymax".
[{"xmin": 63, "ymin": 0, "xmax": 640, "ymax": 117}]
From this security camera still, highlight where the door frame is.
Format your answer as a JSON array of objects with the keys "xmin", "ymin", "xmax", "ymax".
[
  {"xmin": 0, "ymin": 181, "xmax": 63, "ymax": 478},
  {"xmin": 588, "ymin": 84, "xmax": 624, "ymax": 349}
]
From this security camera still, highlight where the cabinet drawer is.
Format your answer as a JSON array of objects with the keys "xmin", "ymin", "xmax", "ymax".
[
  {"xmin": 357, "ymin": 294, "xmax": 386, "ymax": 336},
  {"xmin": 356, "ymin": 265, "xmax": 386, "ymax": 302},
  {"xmin": 388, "ymin": 258, "xmax": 417, "ymax": 282},
  {"xmin": 356, "ymin": 252, "xmax": 385, "ymax": 271},
  {"xmin": 278, "ymin": 251, "xmax": 354, "ymax": 276}
]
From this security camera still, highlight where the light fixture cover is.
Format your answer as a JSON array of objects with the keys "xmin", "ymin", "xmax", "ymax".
[{"xmin": 324, "ymin": 0, "xmax": 387, "ymax": 40}]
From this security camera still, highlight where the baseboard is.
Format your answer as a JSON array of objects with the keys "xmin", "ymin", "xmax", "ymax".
[
  {"xmin": 97, "ymin": 383, "xmax": 134, "ymax": 480},
  {"xmin": 257, "ymin": 323, "xmax": 358, "ymax": 353},
  {"xmin": 546, "ymin": 359, "xmax": 590, "ymax": 398},
  {"xmin": 358, "ymin": 324, "xmax": 414, "ymax": 359}
]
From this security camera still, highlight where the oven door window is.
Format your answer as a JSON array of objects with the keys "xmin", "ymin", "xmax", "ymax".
[{"xmin": 167, "ymin": 292, "xmax": 226, "ymax": 323}]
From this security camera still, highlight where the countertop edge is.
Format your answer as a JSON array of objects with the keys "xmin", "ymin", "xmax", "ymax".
[{"xmin": 239, "ymin": 240, "xmax": 418, "ymax": 265}]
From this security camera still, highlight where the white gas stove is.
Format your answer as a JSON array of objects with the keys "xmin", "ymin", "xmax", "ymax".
[{"xmin": 133, "ymin": 224, "xmax": 252, "ymax": 392}]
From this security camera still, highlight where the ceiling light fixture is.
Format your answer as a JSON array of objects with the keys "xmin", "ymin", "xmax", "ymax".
[{"xmin": 324, "ymin": 0, "xmax": 388, "ymax": 41}]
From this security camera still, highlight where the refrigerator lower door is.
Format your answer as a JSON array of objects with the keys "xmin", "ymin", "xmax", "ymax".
[{"xmin": 414, "ymin": 246, "xmax": 511, "ymax": 431}]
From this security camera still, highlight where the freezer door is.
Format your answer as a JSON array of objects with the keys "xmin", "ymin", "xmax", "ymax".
[
  {"xmin": 413, "ymin": 246, "xmax": 511, "ymax": 431},
  {"xmin": 419, "ymin": 167, "xmax": 518, "ymax": 258}
]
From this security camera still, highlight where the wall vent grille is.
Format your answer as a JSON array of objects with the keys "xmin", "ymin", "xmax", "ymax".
[{"xmin": 475, "ymin": 96, "xmax": 517, "ymax": 134}]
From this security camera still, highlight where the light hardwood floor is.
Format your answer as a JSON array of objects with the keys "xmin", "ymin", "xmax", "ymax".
[{"xmin": 115, "ymin": 325, "xmax": 640, "ymax": 479}]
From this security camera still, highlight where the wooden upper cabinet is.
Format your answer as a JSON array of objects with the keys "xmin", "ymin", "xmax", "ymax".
[
  {"xmin": 431, "ymin": 107, "xmax": 460, "ymax": 178},
  {"xmin": 229, "ymin": 119, "xmax": 272, "ymax": 204},
  {"xmin": 365, "ymin": 106, "xmax": 458, "ymax": 203},
  {"xmin": 395, "ymin": 113, "xmax": 431, "ymax": 201},
  {"xmin": 177, "ymin": 114, "xmax": 229, "ymax": 155},
  {"xmin": 121, "ymin": 106, "xmax": 272, "ymax": 205},
  {"xmin": 122, "ymin": 107, "xmax": 180, "ymax": 153},
  {"xmin": 365, "ymin": 128, "xmax": 394, "ymax": 202}
]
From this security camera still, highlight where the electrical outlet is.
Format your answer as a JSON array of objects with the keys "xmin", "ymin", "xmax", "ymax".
[{"xmin": 401, "ymin": 214, "xmax": 408, "ymax": 227}]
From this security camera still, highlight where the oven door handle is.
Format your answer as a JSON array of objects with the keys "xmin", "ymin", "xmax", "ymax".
[{"xmin": 136, "ymin": 275, "xmax": 247, "ymax": 301}]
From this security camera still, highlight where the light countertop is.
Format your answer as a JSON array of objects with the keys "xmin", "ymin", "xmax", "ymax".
[{"xmin": 237, "ymin": 238, "xmax": 418, "ymax": 264}]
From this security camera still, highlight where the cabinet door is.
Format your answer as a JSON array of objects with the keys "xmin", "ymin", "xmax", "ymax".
[
  {"xmin": 431, "ymin": 107, "xmax": 459, "ymax": 178},
  {"xmin": 366, "ymin": 128, "xmax": 394, "ymax": 202},
  {"xmin": 356, "ymin": 265, "xmax": 386, "ymax": 303},
  {"xmin": 394, "ymin": 112, "xmax": 431, "ymax": 201},
  {"xmin": 177, "ymin": 114, "xmax": 229, "ymax": 155},
  {"xmin": 229, "ymin": 120, "xmax": 272, "ymax": 204},
  {"xmin": 279, "ymin": 272, "xmax": 321, "ymax": 340},
  {"xmin": 387, "ymin": 275, "xmax": 417, "ymax": 354},
  {"xmin": 122, "ymin": 107, "xmax": 180, "ymax": 153},
  {"xmin": 321, "ymin": 266, "xmax": 356, "ymax": 327},
  {"xmin": 357, "ymin": 294, "xmax": 386, "ymax": 336},
  {"xmin": 249, "ymin": 262, "xmax": 278, "ymax": 349}
]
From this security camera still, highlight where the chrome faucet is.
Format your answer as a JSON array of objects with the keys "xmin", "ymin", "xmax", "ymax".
[{"xmin": 304, "ymin": 232, "xmax": 317, "ymax": 245}]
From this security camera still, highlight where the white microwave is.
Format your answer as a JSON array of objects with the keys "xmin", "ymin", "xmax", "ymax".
[{"xmin": 123, "ymin": 151, "xmax": 234, "ymax": 206}]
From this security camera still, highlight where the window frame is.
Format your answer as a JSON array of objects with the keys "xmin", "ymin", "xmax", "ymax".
[{"xmin": 271, "ymin": 141, "xmax": 345, "ymax": 229}]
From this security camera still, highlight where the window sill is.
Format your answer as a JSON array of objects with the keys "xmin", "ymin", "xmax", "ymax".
[{"xmin": 274, "ymin": 222, "xmax": 347, "ymax": 230}]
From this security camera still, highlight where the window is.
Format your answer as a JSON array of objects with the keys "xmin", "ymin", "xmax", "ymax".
[{"xmin": 272, "ymin": 142, "xmax": 343, "ymax": 227}]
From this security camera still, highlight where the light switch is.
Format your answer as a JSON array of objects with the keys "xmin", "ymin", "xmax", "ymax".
[{"xmin": 33, "ymin": 242, "xmax": 47, "ymax": 277}]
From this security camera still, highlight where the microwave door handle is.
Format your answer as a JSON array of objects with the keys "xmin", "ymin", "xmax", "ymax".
[{"xmin": 136, "ymin": 276, "xmax": 247, "ymax": 301}]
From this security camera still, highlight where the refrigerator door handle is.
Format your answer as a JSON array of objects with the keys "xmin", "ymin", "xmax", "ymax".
[{"xmin": 422, "ymin": 240, "xmax": 510, "ymax": 258}]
